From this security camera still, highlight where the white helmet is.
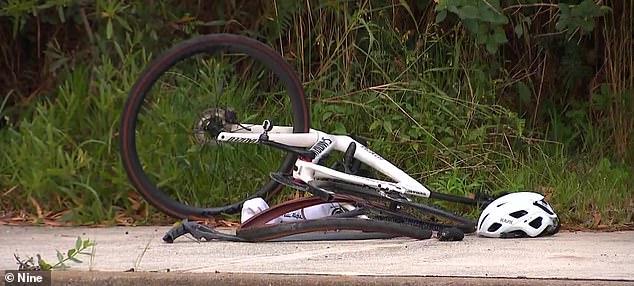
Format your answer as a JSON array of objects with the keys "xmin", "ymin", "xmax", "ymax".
[{"xmin": 477, "ymin": 192, "xmax": 559, "ymax": 238}]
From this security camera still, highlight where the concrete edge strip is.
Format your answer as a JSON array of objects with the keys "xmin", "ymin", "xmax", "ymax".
[{"xmin": 48, "ymin": 271, "xmax": 634, "ymax": 286}]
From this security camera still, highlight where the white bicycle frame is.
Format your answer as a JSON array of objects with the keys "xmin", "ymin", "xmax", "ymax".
[{"xmin": 217, "ymin": 123, "xmax": 432, "ymax": 199}]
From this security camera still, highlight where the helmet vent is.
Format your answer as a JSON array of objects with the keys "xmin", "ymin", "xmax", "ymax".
[
  {"xmin": 529, "ymin": 217, "xmax": 543, "ymax": 229},
  {"xmin": 533, "ymin": 200, "xmax": 555, "ymax": 215},
  {"xmin": 487, "ymin": 223, "xmax": 502, "ymax": 232},
  {"xmin": 496, "ymin": 202, "xmax": 507, "ymax": 207},
  {"xmin": 509, "ymin": 210, "xmax": 528, "ymax": 218},
  {"xmin": 478, "ymin": 213, "xmax": 490, "ymax": 230}
]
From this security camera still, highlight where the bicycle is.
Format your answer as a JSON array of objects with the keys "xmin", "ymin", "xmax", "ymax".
[{"xmin": 120, "ymin": 34, "xmax": 495, "ymax": 241}]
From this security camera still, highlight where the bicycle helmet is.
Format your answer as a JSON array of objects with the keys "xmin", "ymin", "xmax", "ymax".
[{"xmin": 477, "ymin": 192, "xmax": 559, "ymax": 238}]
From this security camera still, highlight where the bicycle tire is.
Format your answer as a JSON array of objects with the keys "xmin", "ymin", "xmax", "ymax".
[
  {"xmin": 313, "ymin": 180, "xmax": 477, "ymax": 233},
  {"xmin": 120, "ymin": 34, "xmax": 309, "ymax": 218},
  {"xmin": 236, "ymin": 217, "xmax": 433, "ymax": 242}
]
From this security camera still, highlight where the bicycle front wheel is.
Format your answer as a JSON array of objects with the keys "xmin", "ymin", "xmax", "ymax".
[{"xmin": 120, "ymin": 34, "xmax": 309, "ymax": 219}]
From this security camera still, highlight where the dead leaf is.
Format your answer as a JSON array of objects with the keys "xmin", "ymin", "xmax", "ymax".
[
  {"xmin": 28, "ymin": 197, "xmax": 43, "ymax": 219},
  {"xmin": 49, "ymin": 210, "xmax": 70, "ymax": 220},
  {"xmin": 537, "ymin": 186, "xmax": 554, "ymax": 201},
  {"xmin": 42, "ymin": 219, "xmax": 63, "ymax": 226},
  {"xmin": 591, "ymin": 211, "xmax": 602, "ymax": 228}
]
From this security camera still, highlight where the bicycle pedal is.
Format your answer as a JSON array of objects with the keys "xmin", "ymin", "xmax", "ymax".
[
  {"xmin": 270, "ymin": 172, "xmax": 308, "ymax": 191},
  {"xmin": 437, "ymin": 227, "xmax": 464, "ymax": 241}
]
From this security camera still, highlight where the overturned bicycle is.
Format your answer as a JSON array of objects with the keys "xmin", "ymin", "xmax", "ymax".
[{"xmin": 119, "ymin": 34, "xmax": 560, "ymax": 242}]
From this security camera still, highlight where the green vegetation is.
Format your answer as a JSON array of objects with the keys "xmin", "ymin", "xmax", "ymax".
[
  {"xmin": 15, "ymin": 236, "xmax": 96, "ymax": 271},
  {"xmin": 0, "ymin": 0, "xmax": 632, "ymax": 228}
]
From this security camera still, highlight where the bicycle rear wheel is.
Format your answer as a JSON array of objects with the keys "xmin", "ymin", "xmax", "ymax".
[{"xmin": 120, "ymin": 34, "xmax": 309, "ymax": 218}]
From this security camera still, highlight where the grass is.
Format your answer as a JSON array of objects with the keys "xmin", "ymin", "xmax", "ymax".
[
  {"xmin": 499, "ymin": 154, "xmax": 633, "ymax": 228},
  {"xmin": 0, "ymin": 1, "xmax": 632, "ymax": 228}
]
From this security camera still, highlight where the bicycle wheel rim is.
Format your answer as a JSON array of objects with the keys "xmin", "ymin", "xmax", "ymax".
[{"xmin": 120, "ymin": 34, "xmax": 309, "ymax": 218}]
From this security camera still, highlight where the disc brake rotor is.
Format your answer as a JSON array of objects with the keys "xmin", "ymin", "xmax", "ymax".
[{"xmin": 193, "ymin": 108, "xmax": 238, "ymax": 145}]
